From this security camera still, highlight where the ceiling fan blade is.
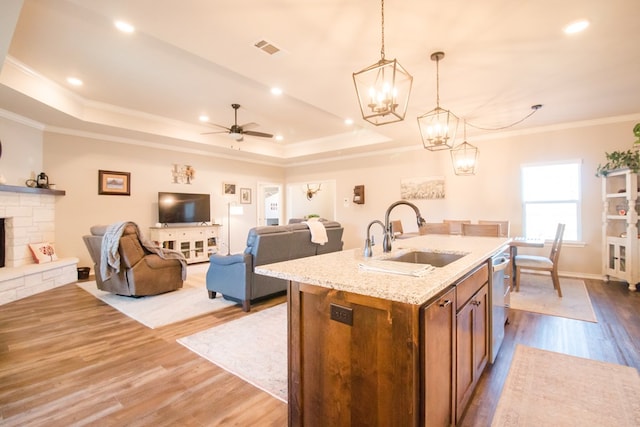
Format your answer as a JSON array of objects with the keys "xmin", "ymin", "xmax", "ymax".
[
  {"xmin": 243, "ymin": 130, "xmax": 274, "ymax": 138},
  {"xmin": 201, "ymin": 130, "xmax": 228, "ymax": 135},
  {"xmin": 239, "ymin": 122, "xmax": 259, "ymax": 130},
  {"xmin": 206, "ymin": 123, "xmax": 231, "ymax": 131}
]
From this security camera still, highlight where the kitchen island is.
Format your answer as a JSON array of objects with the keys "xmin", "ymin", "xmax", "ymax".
[{"xmin": 256, "ymin": 234, "xmax": 510, "ymax": 427}]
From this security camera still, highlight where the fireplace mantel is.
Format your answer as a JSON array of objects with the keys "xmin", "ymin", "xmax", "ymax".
[{"xmin": 0, "ymin": 184, "xmax": 65, "ymax": 196}]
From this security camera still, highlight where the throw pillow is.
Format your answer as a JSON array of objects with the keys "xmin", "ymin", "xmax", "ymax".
[{"xmin": 29, "ymin": 242, "xmax": 59, "ymax": 264}]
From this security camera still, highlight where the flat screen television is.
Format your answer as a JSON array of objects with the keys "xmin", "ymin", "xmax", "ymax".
[{"xmin": 158, "ymin": 192, "xmax": 211, "ymax": 224}]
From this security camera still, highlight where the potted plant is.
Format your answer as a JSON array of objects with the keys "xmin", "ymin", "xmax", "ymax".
[{"xmin": 595, "ymin": 149, "xmax": 640, "ymax": 177}]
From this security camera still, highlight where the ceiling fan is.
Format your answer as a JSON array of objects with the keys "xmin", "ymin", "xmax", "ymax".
[{"xmin": 202, "ymin": 103, "xmax": 273, "ymax": 141}]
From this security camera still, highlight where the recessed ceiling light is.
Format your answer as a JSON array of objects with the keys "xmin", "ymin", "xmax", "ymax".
[
  {"xmin": 344, "ymin": 118, "xmax": 354, "ymax": 125},
  {"xmin": 115, "ymin": 20, "xmax": 135, "ymax": 33},
  {"xmin": 199, "ymin": 115, "xmax": 209, "ymax": 122},
  {"xmin": 275, "ymin": 135, "xmax": 284, "ymax": 141},
  {"xmin": 271, "ymin": 87, "xmax": 283, "ymax": 96},
  {"xmin": 66, "ymin": 77, "xmax": 83, "ymax": 86},
  {"xmin": 564, "ymin": 19, "xmax": 589, "ymax": 34}
]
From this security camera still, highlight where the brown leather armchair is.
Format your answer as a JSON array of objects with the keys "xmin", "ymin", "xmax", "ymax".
[{"xmin": 83, "ymin": 223, "xmax": 185, "ymax": 296}]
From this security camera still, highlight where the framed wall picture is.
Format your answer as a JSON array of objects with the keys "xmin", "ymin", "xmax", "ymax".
[
  {"xmin": 240, "ymin": 188, "xmax": 251, "ymax": 204},
  {"xmin": 223, "ymin": 182, "xmax": 236, "ymax": 195},
  {"xmin": 98, "ymin": 170, "xmax": 131, "ymax": 196},
  {"xmin": 400, "ymin": 176, "xmax": 445, "ymax": 200}
]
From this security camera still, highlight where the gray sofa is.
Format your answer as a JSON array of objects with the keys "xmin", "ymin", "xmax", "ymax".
[{"xmin": 206, "ymin": 221, "xmax": 343, "ymax": 311}]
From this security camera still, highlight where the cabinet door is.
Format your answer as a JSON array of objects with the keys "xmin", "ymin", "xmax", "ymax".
[
  {"xmin": 422, "ymin": 286, "xmax": 455, "ymax": 427},
  {"xmin": 455, "ymin": 297, "xmax": 474, "ymax": 421},
  {"xmin": 455, "ymin": 283, "xmax": 489, "ymax": 423},
  {"xmin": 472, "ymin": 283, "xmax": 489, "ymax": 377}
]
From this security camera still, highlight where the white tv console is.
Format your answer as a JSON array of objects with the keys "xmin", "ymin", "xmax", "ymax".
[{"xmin": 148, "ymin": 224, "xmax": 221, "ymax": 264}]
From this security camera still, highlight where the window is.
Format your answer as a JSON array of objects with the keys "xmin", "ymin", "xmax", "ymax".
[{"xmin": 521, "ymin": 161, "xmax": 580, "ymax": 241}]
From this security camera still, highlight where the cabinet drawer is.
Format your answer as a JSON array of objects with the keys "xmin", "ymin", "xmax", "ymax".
[{"xmin": 456, "ymin": 262, "xmax": 488, "ymax": 309}]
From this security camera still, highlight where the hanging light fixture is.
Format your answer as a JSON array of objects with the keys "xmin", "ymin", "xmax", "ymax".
[
  {"xmin": 450, "ymin": 120, "xmax": 479, "ymax": 175},
  {"xmin": 353, "ymin": 0, "xmax": 413, "ymax": 126},
  {"xmin": 417, "ymin": 51, "xmax": 460, "ymax": 150}
]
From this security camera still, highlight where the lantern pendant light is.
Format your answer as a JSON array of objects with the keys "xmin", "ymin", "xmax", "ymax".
[
  {"xmin": 417, "ymin": 51, "xmax": 460, "ymax": 150},
  {"xmin": 353, "ymin": 0, "xmax": 413, "ymax": 126},
  {"xmin": 450, "ymin": 120, "xmax": 479, "ymax": 175}
]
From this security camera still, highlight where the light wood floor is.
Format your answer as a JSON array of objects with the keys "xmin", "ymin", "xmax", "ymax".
[{"xmin": 0, "ymin": 278, "xmax": 638, "ymax": 426}]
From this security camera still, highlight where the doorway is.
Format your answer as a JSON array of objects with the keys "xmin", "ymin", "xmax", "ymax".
[{"xmin": 257, "ymin": 182, "xmax": 283, "ymax": 226}]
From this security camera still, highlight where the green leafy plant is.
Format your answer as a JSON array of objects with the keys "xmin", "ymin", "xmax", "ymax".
[{"xmin": 596, "ymin": 149, "xmax": 640, "ymax": 176}]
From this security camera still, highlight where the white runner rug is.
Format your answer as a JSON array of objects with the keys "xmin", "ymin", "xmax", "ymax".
[
  {"xmin": 492, "ymin": 344, "xmax": 640, "ymax": 426},
  {"xmin": 178, "ymin": 303, "xmax": 288, "ymax": 402},
  {"xmin": 77, "ymin": 263, "xmax": 235, "ymax": 328},
  {"xmin": 510, "ymin": 274, "xmax": 597, "ymax": 322}
]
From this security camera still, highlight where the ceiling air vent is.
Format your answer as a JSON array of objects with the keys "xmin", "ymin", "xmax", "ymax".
[{"xmin": 254, "ymin": 39, "xmax": 281, "ymax": 55}]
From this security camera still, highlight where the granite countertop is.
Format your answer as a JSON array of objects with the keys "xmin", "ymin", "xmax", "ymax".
[{"xmin": 255, "ymin": 234, "xmax": 511, "ymax": 306}]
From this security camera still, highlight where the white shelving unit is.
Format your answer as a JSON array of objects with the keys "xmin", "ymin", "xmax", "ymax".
[
  {"xmin": 602, "ymin": 168, "xmax": 639, "ymax": 291},
  {"xmin": 149, "ymin": 225, "xmax": 220, "ymax": 264}
]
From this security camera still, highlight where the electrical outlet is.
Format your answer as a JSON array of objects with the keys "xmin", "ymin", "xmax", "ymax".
[{"xmin": 330, "ymin": 303, "xmax": 353, "ymax": 326}]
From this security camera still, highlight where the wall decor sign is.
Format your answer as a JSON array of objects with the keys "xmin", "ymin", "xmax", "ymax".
[
  {"xmin": 223, "ymin": 182, "xmax": 236, "ymax": 195},
  {"xmin": 240, "ymin": 188, "xmax": 251, "ymax": 204},
  {"xmin": 171, "ymin": 164, "xmax": 195, "ymax": 184},
  {"xmin": 400, "ymin": 176, "xmax": 445, "ymax": 200},
  {"xmin": 98, "ymin": 170, "xmax": 131, "ymax": 196}
]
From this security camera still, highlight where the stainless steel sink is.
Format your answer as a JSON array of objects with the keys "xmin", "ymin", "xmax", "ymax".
[{"xmin": 383, "ymin": 250, "xmax": 467, "ymax": 267}]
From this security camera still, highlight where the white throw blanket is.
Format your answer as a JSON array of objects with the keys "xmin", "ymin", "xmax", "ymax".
[
  {"xmin": 100, "ymin": 221, "xmax": 187, "ymax": 281},
  {"xmin": 302, "ymin": 218, "xmax": 328, "ymax": 245}
]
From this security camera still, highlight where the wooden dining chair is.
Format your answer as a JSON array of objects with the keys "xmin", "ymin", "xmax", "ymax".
[
  {"xmin": 478, "ymin": 220, "xmax": 510, "ymax": 237},
  {"xmin": 443, "ymin": 219, "xmax": 471, "ymax": 235},
  {"xmin": 419, "ymin": 222, "xmax": 450, "ymax": 235},
  {"xmin": 515, "ymin": 223, "xmax": 566, "ymax": 297},
  {"xmin": 390, "ymin": 220, "xmax": 404, "ymax": 237},
  {"xmin": 461, "ymin": 223, "xmax": 501, "ymax": 237}
]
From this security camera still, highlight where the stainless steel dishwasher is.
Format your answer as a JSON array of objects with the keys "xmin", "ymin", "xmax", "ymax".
[{"xmin": 490, "ymin": 254, "xmax": 510, "ymax": 363}]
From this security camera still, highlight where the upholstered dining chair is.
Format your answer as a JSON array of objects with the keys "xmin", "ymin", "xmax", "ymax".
[
  {"xmin": 419, "ymin": 222, "xmax": 450, "ymax": 235},
  {"xmin": 515, "ymin": 223, "xmax": 566, "ymax": 297},
  {"xmin": 461, "ymin": 223, "xmax": 501, "ymax": 237},
  {"xmin": 443, "ymin": 219, "xmax": 471, "ymax": 235}
]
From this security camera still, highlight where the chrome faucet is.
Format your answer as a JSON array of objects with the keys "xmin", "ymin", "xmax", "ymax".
[
  {"xmin": 382, "ymin": 200, "xmax": 427, "ymax": 253},
  {"xmin": 363, "ymin": 220, "xmax": 385, "ymax": 257}
]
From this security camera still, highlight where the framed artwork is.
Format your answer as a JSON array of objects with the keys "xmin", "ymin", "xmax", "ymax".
[
  {"xmin": 400, "ymin": 176, "xmax": 445, "ymax": 200},
  {"xmin": 98, "ymin": 170, "xmax": 131, "ymax": 196},
  {"xmin": 240, "ymin": 188, "xmax": 251, "ymax": 204},
  {"xmin": 223, "ymin": 182, "xmax": 236, "ymax": 195}
]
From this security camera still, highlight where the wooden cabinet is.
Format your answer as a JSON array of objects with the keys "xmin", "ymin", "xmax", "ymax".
[
  {"xmin": 148, "ymin": 225, "xmax": 220, "ymax": 264},
  {"xmin": 602, "ymin": 168, "xmax": 640, "ymax": 290},
  {"xmin": 422, "ymin": 286, "xmax": 455, "ymax": 427},
  {"xmin": 455, "ymin": 279, "xmax": 489, "ymax": 423},
  {"xmin": 288, "ymin": 282, "xmax": 421, "ymax": 427},
  {"xmin": 288, "ymin": 261, "xmax": 491, "ymax": 427}
]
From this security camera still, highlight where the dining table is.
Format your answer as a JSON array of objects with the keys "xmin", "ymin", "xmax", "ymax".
[{"xmin": 508, "ymin": 237, "xmax": 545, "ymax": 289}]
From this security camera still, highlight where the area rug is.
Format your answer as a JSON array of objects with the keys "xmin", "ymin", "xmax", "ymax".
[
  {"xmin": 178, "ymin": 303, "xmax": 287, "ymax": 402},
  {"xmin": 77, "ymin": 263, "xmax": 235, "ymax": 328},
  {"xmin": 510, "ymin": 274, "xmax": 597, "ymax": 322},
  {"xmin": 491, "ymin": 344, "xmax": 640, "ymax": 426}
]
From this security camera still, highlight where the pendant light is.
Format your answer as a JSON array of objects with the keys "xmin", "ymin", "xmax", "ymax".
[
  {"xmin": 417, "ymin": 51, "xmax": 460, "ymax": 150},
  {"xmin": 353, "ymin": 0, "xmax": 413, "ymax": 126},
  {"xmin": 450, "ymin": 120, "xmax": 479, "ymax": 175}
]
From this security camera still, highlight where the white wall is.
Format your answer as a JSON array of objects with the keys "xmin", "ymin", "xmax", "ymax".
[
  {"xmin": 0, "ymin": 116, "xmax": 43, "ymax": 184},
  {"xmin": 287, "ymin": 179, "xmax": 336, "ymax": 221},
  {"xmin": 4, "ymin": 113, "xmax": 640, "ymax": 278},
  {"xmin": 41, "ymin": 132, "xmax": 284, "ymax": 268},
  {"xmin": 285, "ymin": 117, "xmax": 640, "ymax": 277}
]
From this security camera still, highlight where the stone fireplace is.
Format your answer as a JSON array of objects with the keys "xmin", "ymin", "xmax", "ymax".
[{"xmin": 0, "ymin": 186, "xmax": 78, "ymax": 305}]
